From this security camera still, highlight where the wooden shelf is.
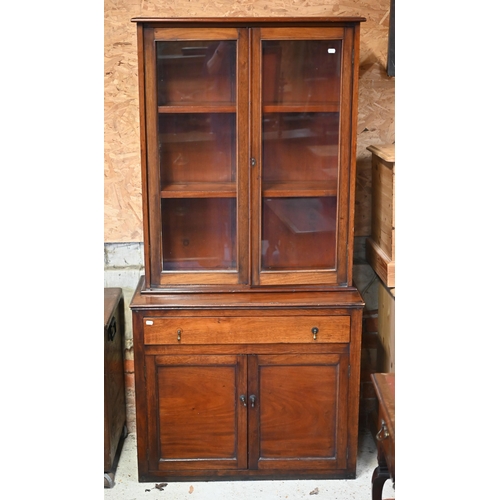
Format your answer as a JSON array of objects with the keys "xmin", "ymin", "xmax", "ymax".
[
  {"xmin": 161, "ymin": 182, "xmax": 236, "ymax": 198},
  {"xmin": 263, "ymin": 181, "xmax": 337, "ymax": 197},
  {"xmin": 263, "ymin": 103, "xmax": 340, "ymax": 113},
  {"xmin": 159, "ymin": 104, "xmax": 236, "ymax": 114}
]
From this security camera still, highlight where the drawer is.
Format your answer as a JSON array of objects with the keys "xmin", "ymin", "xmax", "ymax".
[
  {"xmin": 376, "ymin": 413, "xmax": 395, "ymax": 475},
  {"xmin": 143, "ymin": 316, "xmax": 350, "ymax": 345}
]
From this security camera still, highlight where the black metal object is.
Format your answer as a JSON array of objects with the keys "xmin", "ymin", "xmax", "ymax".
[{"xmin": 387, "ymin": 0, "xmax": 395, "ymax": 77}]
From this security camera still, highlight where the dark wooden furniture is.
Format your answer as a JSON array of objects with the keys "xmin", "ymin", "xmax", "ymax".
[
  {"xmin": 371, "ymin": 372, "xmax": 395, "ymax": 500},
  {"xmin": 104, "ymin": 288, "xmax": 127, "ymax": 488},
  {"xmin": 130, "ymin": 16, "xmax": 365, "ymax": 482}
]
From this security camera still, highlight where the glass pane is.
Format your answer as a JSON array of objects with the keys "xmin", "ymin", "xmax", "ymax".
[
  {"xmin": 162, "ymin": 198, "xmax": 236, "ymax": 271},
  {"xmin": 262, "ymin": 40, "xmax": 342, "ymax": 105},
  {"xmin": 262, "ymin": 112, "xmax": 339, "ymax": 184},
  {"xmin": 262, "ymin": 197, "xmax": 336, "ymax": 270},
  {"xmin": 261, "ymin": 39, "xmax": 341, "ymax": 272},
  {"xmin": 159, "ymin": 113, "xmax": 236, "ymax": 186},
  {"xmin": 157, "ymin": 40, "xmax": 236, "ymax": 105}
]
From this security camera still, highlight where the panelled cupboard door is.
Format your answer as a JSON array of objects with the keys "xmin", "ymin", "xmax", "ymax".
[
  {"xmin": 142, "ymin": 27, "xmax": 250, "ymax": 288},
  {"xmin": 251, "ymin": 27, "xmax": 356, "ymax": 287},
  {"xmin": 248, "ymin": 353, "xmax": 349, "ymax": 470},
  {"xmin": 145, "ymin": 354, "xmax": 248, "ymax": 472}
]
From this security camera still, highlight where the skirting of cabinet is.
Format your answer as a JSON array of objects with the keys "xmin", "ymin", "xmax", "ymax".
[{"xmin": 138, "ymin": 468, "xmax": 357, "ymax": 483}]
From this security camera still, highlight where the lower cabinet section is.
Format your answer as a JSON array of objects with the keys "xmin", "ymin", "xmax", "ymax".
[
  {"xmin": 146, "ymin": 352, "xmax": 349, "ymax": 477},
  {"xmin": 131, "ymin": 287, "xmax": 364, "ymax": 482}
]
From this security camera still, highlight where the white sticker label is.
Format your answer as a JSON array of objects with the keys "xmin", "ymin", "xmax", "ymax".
[
  {"xmin": 328, "ymin": 48, "xmax": 336, "ymax": 54},
  {"xmin": 145, "ymin": 320, "xmax": 154, "ymax": 326}
]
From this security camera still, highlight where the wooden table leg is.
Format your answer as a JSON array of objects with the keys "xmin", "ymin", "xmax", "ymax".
[{"xmin": 371, "ymin": 463, "xmax": 390, "ymax": 500}]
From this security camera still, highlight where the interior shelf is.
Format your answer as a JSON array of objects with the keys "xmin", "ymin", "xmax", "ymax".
[
  {"xmin": 161, "ymin": 182, "xmax": 236, "ymax": 198},
  {"xmin": 263, "ymin": 103, "xmax": 340, "ymax": 113},
  {"xmin": 159, "ymin": 105, "xmax": 236, "ymax": 113},
  {"xmin": 263, "ymin": 181, "xmax": 337, "ymax": 197}
]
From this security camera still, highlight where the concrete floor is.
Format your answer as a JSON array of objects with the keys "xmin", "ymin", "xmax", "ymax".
[{"xmin": 104, "ymin": 428, "xmax": 395, "ymax": 499}]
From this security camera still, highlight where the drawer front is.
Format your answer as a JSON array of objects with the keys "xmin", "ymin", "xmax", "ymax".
[
  {"xmin": 376, "ymin": 411, "xmax": 395, "ymax": 476},
  {"xmin": 143, "ymin": 316, "xmax": 350, "ymax": 345}
]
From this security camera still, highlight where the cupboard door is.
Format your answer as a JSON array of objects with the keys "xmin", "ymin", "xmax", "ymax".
[
  {"xmin": 248, "ymin": 353, "xmax": 349, "ymax": 471},
  {"xmin": 251, "ymin": 28, "xmax": 355, "ymax": 286},
  {"xmin": 145, "ymin": 354, "xmax": 248, "ymax": 472},
  {"xmin": 143, "ymin": 27, "xmax": 249, "ymax": 287}
]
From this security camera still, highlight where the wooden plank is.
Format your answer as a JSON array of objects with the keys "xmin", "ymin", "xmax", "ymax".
[
  {"xmin": 153, "ymin": 27, "xmax": 240, "ymax": 40},
  {"xmin": 371, "ymin": 154, "xmax": 394, "ymax": 258},
  {"xmin": 365, "ymin": 237, "xmax": 395, "ymax": 288},
  {"xmin": 367, "ymin": 144, "xmax": 395, "ymax": 163},
  {"xmin": 161, "ymin": 182, "xmax": 236, "ymax": 198},
  {"xmin": 158, "ymin": 104, "xmax": 236, "ymax": 113},
  {"xmin": 377, "ymin": 284, "xmax": 395, "ymax": 373},
  {"xmin": 263, "ymin": 181, "xmax": 336, "ymax": 197},
  {"xmin": 263, "ymin": 104, "xmax": 340, "ymax": 113}
]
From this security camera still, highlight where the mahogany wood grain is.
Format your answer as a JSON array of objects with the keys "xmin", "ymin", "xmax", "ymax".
[
  {"xmin": 132, "ymin": 308, "xmax": 149, "ymax": 479},
  {"xmin": 132, "ymin": 17, "xmax": 367, "ymax": 26},
  {"xmin": 148, "ymin": 354, "xmax": 247, "ymax": 470},
  {"xmin": 161, "ymin": 181, "xmax": 236, "ymax": 198},
  {"xmin": 131, "ymin": 17, "xmax": 365, "ymax": 483},
  {"xmin": 263, "ymin": 104, "xmax": 340, "ymax": 113},
  {"xmin": 131, "ymin": 276, "xmax": 364, "ymax": 307},
  {"xmin": 131, "ymin": 284, "xmax": 363, "ymax": 481},
  {"xmin": 345, "ymin": 23, "xmax": 362, "ymax": 287},
  {"xmin": 249, "ymin": 353, "xmax": 348, "ymax": 470},
  {"xmin": 152, "ymin": 26, "xmax": 239, "ymax": 40},
  {"xmin": 262, "ymin": 181, "xmax": 336, "ymax": 197},
  {"xmin": 136, "ymin": 23, "xmax": 152, "ymax": 289},
  {"xmin": 158, "ymin": 105, "xmax": 236, "ymax": 113},
  {"xmin": 143, "ymin": 315, "xmax": 350, "ymax": 345}
]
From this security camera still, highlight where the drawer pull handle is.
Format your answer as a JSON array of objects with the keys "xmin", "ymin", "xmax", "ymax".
[
  {"xmin": 312, "ymin": 327, "xmax": 319, "ymax": 340},
  {"xmin": 177, "ymin": 329, "xmax": 182, "ymax": 342},
  {"xmin": 376, "ymin": 420, "xmax": 390, "ymax": 441},
  {"xmin": 240, "ymin": 395, "xmax": 247, "ymax": 407}
]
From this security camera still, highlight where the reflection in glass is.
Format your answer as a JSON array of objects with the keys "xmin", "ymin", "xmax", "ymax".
[
  {"xmin": 159, "ymin": 113, "xmax": 236, "ymax": 186},
  {"xmin": 262, "ymin": 40, "xmax": 342, "ymax": 105},
  {"xmin": 162, "ymin": 198, "xmax": 236, "ymax": 271},
  {"xmin": 260, "ymin": 39, "xmax": 342, "ymax": 273},
  {"xmin": 262, "ymin": 112, "xmax": 339, "ymax": 184},
  {"xmin": 262, "ymin": 197, "xmax": 337, "ymax": 271},
  {"xmin": 157, "ymin": 40, "xmax": 236, "ymax": 105}
]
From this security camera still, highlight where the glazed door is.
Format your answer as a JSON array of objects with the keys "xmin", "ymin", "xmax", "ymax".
[
  {"xmin": 251, "ymin": 28, "xmax": 356, "ymax": 286},
  {"xmin": 143, "ymin": 27, "xmax": 249, "ymax": 287},
  {"xmin": 247, "ymin": 353, "xmax": 349, "ymax": 471},
  {"xmin": 145, "ymin": 354, "xmax": 248, "ymax": 472}
]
